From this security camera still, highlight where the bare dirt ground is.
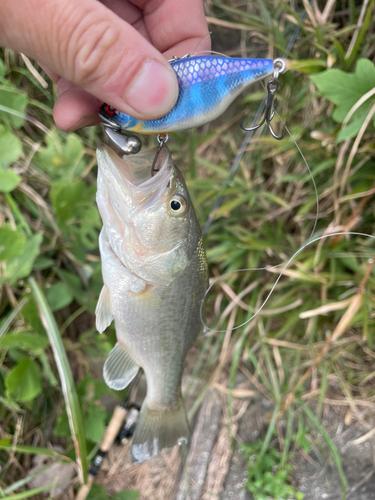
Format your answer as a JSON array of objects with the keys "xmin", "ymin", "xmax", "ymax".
[{"xmin": 93, "ymin": 377, "xmax": 375, "ymax": 500}]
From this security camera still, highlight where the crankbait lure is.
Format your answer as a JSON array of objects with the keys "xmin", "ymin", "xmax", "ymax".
[{"xmin": 99, "ymin": 54, "xmax": 286, "ymax": 154}]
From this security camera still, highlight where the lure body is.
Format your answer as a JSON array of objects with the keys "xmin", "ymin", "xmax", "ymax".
[{"xmin": 100, "ymin": 55, "xmax": 273, "ymax": 134}]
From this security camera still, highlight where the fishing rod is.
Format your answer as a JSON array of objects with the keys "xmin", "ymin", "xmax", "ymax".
[{"xmin": 75, "ymin": 370, "xmax": 142, "ymax": 500}]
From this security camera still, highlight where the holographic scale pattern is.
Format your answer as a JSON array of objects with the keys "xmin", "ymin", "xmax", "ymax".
[{"xmin": 114, "ymin": 56, "xmax": 273, "ymax": 133}]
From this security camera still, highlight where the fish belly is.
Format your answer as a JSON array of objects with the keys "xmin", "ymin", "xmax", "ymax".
[
  {"xmin": 100, "ymin": 232, "xmax": 208, "ymax": 462},
  {"xmin": 100, "ymin": 231, "xmax": 207, "ymax": 407}
]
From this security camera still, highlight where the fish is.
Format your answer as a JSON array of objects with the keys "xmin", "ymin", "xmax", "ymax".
[
  {"xmin": 95, "ymin": 143, "xmax": 209, "ymax": 463},
  {"xmin": 99, "ymin": 55, "xmax": 274, "ymax": 134}
]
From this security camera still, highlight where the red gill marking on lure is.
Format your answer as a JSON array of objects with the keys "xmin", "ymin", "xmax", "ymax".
[{"xmin": 105, "ymin": 105, "xmax": 117, "ymax": 116}]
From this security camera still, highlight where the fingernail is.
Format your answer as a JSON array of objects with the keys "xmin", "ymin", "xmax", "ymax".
[{"xmin": 125, "ymin": 60, "xmax": 178, "ymax": 118}]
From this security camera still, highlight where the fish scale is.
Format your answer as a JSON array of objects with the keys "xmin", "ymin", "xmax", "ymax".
[{"xmin": 101, "ymin": 55, "xmax": 273, "ymax": 133}]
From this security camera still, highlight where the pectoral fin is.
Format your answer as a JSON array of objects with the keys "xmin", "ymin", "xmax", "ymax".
[
  {"xmin": 95, "ymin": 285, "xmax": 113, "ymax": 333},
  {"xmin": 103, "ymin": 342, "xmax": 140, "ymax": 390}
]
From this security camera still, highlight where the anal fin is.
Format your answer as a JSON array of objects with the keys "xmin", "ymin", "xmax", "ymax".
[
  {"xmin": 103, "ymin": 342, "xmax": 140, "ymax": 390},
  {"xmin": 95, "ymin": 285, "xmax": 113, "ymax": 333}
]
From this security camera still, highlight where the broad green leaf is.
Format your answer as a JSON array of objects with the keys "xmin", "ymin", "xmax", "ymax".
[
  {"xmin": 113, "ymin": 491, "xmax": 140, "ymax": 500},
  {"xmin": 87, "ymin": 484, "xmax": 108, "ymax": 500},
  {"xmin": 311, "ymin": 59, "xmax": 375, "ymax": 141},
  {"xmin": 36, "ymin": 131, "xmax": 86, "ymax": 178},
  {"xmin": 4, "ymin": 233, "xmax": 43, "ymax": 283},
  {"xmin": 85, "ymin": 404, "xmax": 107, "ymax": 442},
  {"xmin": 45, "ymin": 282, "xmax": 74, "ymax": 311},
  {"xmin": 0, "ymin": 227, "xmax": 26, "ymax": 262},
  {"xmin": 54, "ymin": 410, "xmax": 71, "ymax": 438},
  {"xmin": 21, "ymin": 297, "xmax": 45, "ymax": 335},
  {"xmin": 0, "ymin": 87, "xmax": 28, "ymax": 128},
  {"xmin": 311, "ymin": 59, "xmax": 375, "ymax": 115},
  {"xmin": 33, "ymin": 256, "xmax": 55, "ymax": 270},
  {"xmin": 50, "ymin": 180, "xmax": 86, "ymax": 221},
  {"xmin": 6, "ymin": 358, "xmax": 42, "ymax": 402},
  {"xmin": 0, "ymin": 125, "xmax": 22, "ymax": 166},
  {"xmin": 78, "ymin": 205, "xmax": 101, "ymax": 249},
  {"xmin": 0, "ymin": 332, "xmax": 49, "ymax": 351},
  {"xmin": 0, "ymin": 169, "xmax": 21, "ymax": 192},
  {"xmin": 55, "ymin": 268, "xmax": 89, "ymax": 306},
  {"xmin": 336, "ymin": 116, "xmax": 367, "ymax": 141},
  {"xmin": 0, "ymin": 395, "xmax": 23, "ymax": 412}
]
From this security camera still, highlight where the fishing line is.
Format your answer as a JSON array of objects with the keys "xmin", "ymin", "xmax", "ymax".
[
  {"xmin": 200, "ymin": 115, "xmax": 321, "ymax": 332},
  {"xmin": 202, "ymin": 5, "xmax": 309, "ymax": 236},
  {"xmin": 200, "ymin": 76, "xmax": 322, "ymax": 332},
  {"xmin": 200, "ymin": 3, "xmax": 328, "ymax": 331},
  {"xmin": 281, "ymin": 117, "xmax": 319, "ymax": 237},
  {"xmin": 200, "ymin": 231, "xmax": 375, "ymax": 333}
]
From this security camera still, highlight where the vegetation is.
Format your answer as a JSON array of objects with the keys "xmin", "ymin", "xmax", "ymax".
[{"xmin": 1, "ymin": 0, "xmax": 375, "ymax": 499}]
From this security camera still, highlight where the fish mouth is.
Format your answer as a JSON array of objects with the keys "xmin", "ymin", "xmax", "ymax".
[
  {"xmin": 96, "ymin": 144, "xmax": 173, "ymax": 250},
  {"xmin": 97, "ymin": 144, "xmax": 171, "ymax": 192},
  {"xmin": 96, "ymin": 144, "xmax": 190, "ymax": 284}
]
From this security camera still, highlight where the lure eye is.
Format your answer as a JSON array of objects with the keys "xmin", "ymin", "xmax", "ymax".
[
  {"xmin": 170, "ymin": 196, "xmax": 187, "ymax": 215},
  {"xmin": 105, "ymin": 104, "xmax": 117, "ymax": 116}
]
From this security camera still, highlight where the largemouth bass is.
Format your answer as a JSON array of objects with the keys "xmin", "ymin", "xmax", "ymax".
[{"xmin": 95, "ymin": 144, "xmax": 208, "ymax": 463}]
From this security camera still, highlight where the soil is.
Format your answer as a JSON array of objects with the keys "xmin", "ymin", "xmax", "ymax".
[{"xmin": 92, "ymin": 376, "xmax": 375, "ymax": 500}]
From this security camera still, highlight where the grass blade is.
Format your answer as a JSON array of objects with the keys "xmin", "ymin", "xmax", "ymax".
[
  {"xmin": 0, "ymin": 485, "xmax": 52, "ymax": 499},
  {"xmin": 0, "ymin": 298, "xmax": 28, "ymax": 341},
  {"xmin": 4, "ymin": 464, "xmax": 51, "ymax": 494},
  {"xmin": 28, "ymin": 277, "xmax": 87, "ymax": 483},
  {"xmin": 0, "ymin": 440, "xmax": 71, "ymax": 462},
  {"xmin": 304, "ymin": 405, "xmax": 348, "ymax": 499}
]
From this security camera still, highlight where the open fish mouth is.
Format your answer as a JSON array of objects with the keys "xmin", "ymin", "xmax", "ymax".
[
  {"xmin": 97, "ymin": 144, "xmax": 170, "ymax": 186},
  {"xmin": 96, "ymin": 144, "xmax": 173, "ymax": 214}
]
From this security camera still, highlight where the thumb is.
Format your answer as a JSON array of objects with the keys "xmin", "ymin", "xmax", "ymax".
[{"xmin": 0, "ymin": 0, "xmax": 179, "ymax": 119}]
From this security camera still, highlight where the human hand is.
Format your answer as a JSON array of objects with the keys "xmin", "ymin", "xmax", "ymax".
[{"xmin": 0, "ymin": 0, "xmax": 210, "ymax": 131}]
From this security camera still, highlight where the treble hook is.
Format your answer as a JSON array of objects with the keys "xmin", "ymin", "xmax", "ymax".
[
  {"xmin": 151, "ymin": 134, "xmax": 169, "ymax": 176},
  {"xmin": 240, "ymin": 58, "xmax": 286, "ymax": 140}
]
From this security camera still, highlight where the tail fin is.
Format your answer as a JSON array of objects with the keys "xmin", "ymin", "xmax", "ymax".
[{"xmin": 131, "ymin": 398, "xmax": 189, "ymax": 463}]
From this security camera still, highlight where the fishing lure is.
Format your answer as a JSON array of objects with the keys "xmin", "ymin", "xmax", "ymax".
[{"xmin": 99, "ymin": 54, "xmax": 286, "ymax": 154}]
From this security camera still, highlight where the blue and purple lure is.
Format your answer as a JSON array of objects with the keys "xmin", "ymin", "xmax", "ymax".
[{"xmin": 100, "ymin": 55, "xmax": 274, "ymax": 134}]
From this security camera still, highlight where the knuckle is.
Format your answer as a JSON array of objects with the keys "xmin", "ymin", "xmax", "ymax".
[{"xmin": 69, "ymin": 16, "xmax": 122, "ymax": 85}]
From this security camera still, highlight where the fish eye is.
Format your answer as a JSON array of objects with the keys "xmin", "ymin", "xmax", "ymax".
[
  {"xmin": 170, "ymin": 195, "xmax": 187, "ymax": 215},
  {"xmin": 105, "ymin": 104, "xmax": 117, "ymax": 116}
]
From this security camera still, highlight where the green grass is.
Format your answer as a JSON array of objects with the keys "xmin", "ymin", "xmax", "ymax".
[{"xmin": 1, "ymin": 0, "xmax": 375, "ymax": 498}]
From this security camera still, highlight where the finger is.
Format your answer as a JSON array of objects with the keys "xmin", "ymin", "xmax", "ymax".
[
  {"xmin": 54, "ymin": 81, "xmax": 102, "ymax": 131},
  {"xmin": 38, "ymin": 63, "xmax": 60, "ymax": 84},
  {"xmin": 134, "ymin": 0, "xmax": 211, "ymax": 57},
  {"xmin": 100, "ymin": 0, "xmax": 149, "ymax": 38},
  {"xmin": 0, "ymin": 0, "xmax": 178, "ymax": 119}
]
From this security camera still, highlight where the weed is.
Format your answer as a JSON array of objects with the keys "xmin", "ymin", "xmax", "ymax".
[
  {"xmin": 241, "ymin": 438, "xmax": 304, "ymax": 500},
  {"xmin": 1, "ymin": 0, "xmax": 375, "ymax": 497}
]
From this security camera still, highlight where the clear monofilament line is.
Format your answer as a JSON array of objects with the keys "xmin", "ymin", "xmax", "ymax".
[
  {"xmin": 201, "ymin": 232, "xmax": 375, "ymax": 333},
  {"xmin": 202, "ymin": 7, "xmax": 309, "ymax": 235}
]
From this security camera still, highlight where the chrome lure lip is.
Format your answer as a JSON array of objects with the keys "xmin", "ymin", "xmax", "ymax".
[
  {"xmin": 102, "ymin": 126, "xmax": 142, "ymax": 155},
  {"xmin": 99, "ymin": 104, "xmax": 142, "ymax": 155}
]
